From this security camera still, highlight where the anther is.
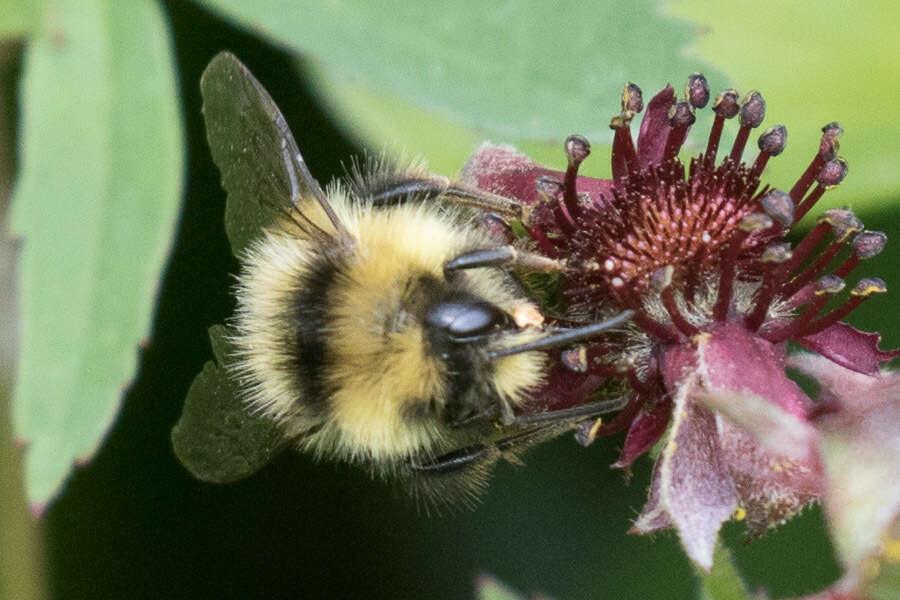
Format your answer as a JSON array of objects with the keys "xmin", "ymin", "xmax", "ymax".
[
  {"xmin": 832, "ymin": 230, "xmax": 887, "ymax": 279},
  {"xmin": 761, "ymin": 242, "xmax": 792, "ymax": 263},
  {"xmin": 781, "ymin": 214, "xmax": 861, "ymax": 299},
  {"xmin": 730, "ymin": 91, "xmax": 766, "ymax": 162},
  {"xmin": 622, "ymin": 82, "xmax": 644, "ymax": 116},
  {"xmin": 561, "ymin": 346, "xmax": 589, "ymax": 373},
  {"xmin": 851, "ymin": 230, "xmax": 887, "ymax": 260},
  {"xmin": 821, "ymin": 207, "xmax": 863, "ymax": 243},
  {"xmin": 685, "ymin": 73, "xmax": 710, "ymax": 108},
  {"xmin": 751, "ymin": 125, "xmax": 787, "ymax": 177},
  {"xmin": 795, "ymin": 158, "xmax": 850, "ymax": 221},
  {"xmin": 800, "ymin": 278, "xmax": 886, "ymax": 338},
  {"xmin": 790, "ymin": 123, "xmax": 845, "ymax": 205},
  {"xmin": 713, "ymin": 89, "xmax": 741, "ymax": 118},
  {"xmin": 759, "ymin": 189, "xmax": 794, "ymax": 228},
  {"xmin": 819, "ymin": 122, "xmax": 844, "ymax": 160}
]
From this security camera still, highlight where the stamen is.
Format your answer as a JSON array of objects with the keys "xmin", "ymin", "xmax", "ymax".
[
  {"xmin": 800, "ymin": 278, "xmax": 887, "ymax": 337},
  {"xmin": 706, "ymin": 89, "xmax": 739, "ymax": 162},
  {"xmin": 789, "ymin": 122, "xmax": 843, "ymax": 204},
  {"xmin": 663, "ymin": 101, "xmax": 696, "ymax": 161},
  {"xmin": 751, "ymin": 125, "xmax": 787, "ymax": 178},
  {"xmin": 764, "ymin": 275, "xmax": 845, "ymax": 342},
  {"xmin": 780, "ymin": 209, "xmax": 863, "ymax": 298},
  {"xmin": 654, "ymin": 266, "xmax": 699, "ymax": 336},
  {"xmin": 536, "ymin": 175, "xmax": 574, "ymax": 234},
  {"xmin": 745, "ymin": 242, "xmax": 793, "ymax": 331},
  {"xmin": 612, "ymin": 279, "xmax": 680, "ymax": 344},
  {"xmin": 713, "ymin": 213, "xmax": 772, "ymax": 321},
  {"xmin": 783, "ymin": 210, "xmax": 857, "ymax": 275},
  {"xmin": 794, "ymin": 157, "xmax": 849, "ymax": 221},
  {"xmin": 564, "ymin": 135, "xmax": 590, "ymax": 220},
  {"xmin": 610, "ymin": 83, "xmax": 643, "ymax": 182},
  {"xmin": 832, "ymin": 230, "xmax": 887, "ymax": 279},
  {"xmin": 729, "ymin": 91, "xmax": 766, "ymax": 162},
  {"xmin": 523, "ymin": 222, "xmax": 558, "ymax": 257}
]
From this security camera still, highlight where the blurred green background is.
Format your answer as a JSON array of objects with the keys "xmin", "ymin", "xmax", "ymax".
[{"xmin": 4, "ymin": 0, "xmax": 900, "ymax": 598}]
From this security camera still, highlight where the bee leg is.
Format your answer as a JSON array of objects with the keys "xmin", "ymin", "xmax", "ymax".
[
  {"xmin": 409, "ymin": 443, "xmax": 498, "ymax": 475},
  {"xmin": 511, "ymin": 395, "xmax": 629, "ymax": 426},
  {"xmin": 488, "ymin": 309, "xmax": 635, "ymax": 359},
  {"xmin": 444, "ymin": 183, "xmax": 524, "ymax": 219},
  {"xmin": 364, "ymin": 177, "xmax": 521, "ymax": 220},
  {"xmin": 409, "ymin": 424, "xmax": 564, "ymax": 475},
  {"xmin": 444, "ymin": 245, "xmax": 567, "ymax": 275}
]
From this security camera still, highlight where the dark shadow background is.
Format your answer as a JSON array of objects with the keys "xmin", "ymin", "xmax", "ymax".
[{"xmin": 43, "ymin": 2, "xmax": 894, "ymax": 598}]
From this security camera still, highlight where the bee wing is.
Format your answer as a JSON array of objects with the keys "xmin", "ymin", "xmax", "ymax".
[{"xmin": 200, "ymin": 51, "xmax": 349, "ymax": 253}]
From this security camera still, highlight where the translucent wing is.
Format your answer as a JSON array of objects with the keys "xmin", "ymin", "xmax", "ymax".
[{"xmin": 200, "ymin": 51, "xmax": 348, "ymax": 254}]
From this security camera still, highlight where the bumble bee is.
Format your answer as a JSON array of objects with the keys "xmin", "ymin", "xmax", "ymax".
[{"xmin": 199, "ymin": 52, "xmax": 632, "ymax": 508}]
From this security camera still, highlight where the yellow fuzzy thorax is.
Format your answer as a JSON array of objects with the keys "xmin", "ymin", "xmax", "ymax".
[{"xmin": 232, "ymin": 191, "xmax": 546, "ymax": 465}]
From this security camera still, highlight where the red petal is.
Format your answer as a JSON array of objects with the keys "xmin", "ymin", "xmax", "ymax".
[
  {"xmin": 695, "ymin": 322, "xmax": 812, "ymax": 418},
  {"xmin": 631, "ymin": 375, "xmax": 737, "ymax": 571},
  {"xmin": 613, "ymin": 396, "xmax": 672, "ymax": 469},
  {"xmin": 459, "ymin": 143, "xmax": 614, "ymax": 209},
  {"xmin": 797, "ymin": 322, "xmax": 899, "ymax": 376},
  {"xmin": 718, "ymin": 419, "xmax": 823, "ymax": 538},
  {"xmin": 533, "ymin": 360, "xmax": 606, "ymax": 411},
  {"xmin": 636, "ymin": 85, "xmax": 675, "ymax": 170}
]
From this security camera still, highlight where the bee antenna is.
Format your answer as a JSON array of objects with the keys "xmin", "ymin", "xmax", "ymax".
[{"xmin": 488, "ymin": 310, "xmax": 634, "ymax": 359}]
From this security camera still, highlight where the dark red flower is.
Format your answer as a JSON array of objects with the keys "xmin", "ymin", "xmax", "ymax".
[{"xmin": 461, "ymin": 74, "xmax": 898, "ymax": 569}]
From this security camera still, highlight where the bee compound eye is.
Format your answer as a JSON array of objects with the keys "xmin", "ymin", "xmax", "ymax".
[{"xmin": 425, "ymin": 299, "xmax": 512, "ymax": 341}]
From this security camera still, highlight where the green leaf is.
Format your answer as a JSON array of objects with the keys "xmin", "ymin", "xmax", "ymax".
[
  {"xmin": 172, "ymin": 325, "xmax": 286, "ymax": 483},
  {"xmin": 670, "ymin": 0, "xmax": 900, "ymax": 217},
  {"xmin": 10, "ymin": 0, "xmax": 183, "ymax": 509},
  {"xmin": 475, "ymin": 574, "xmax": 529, "ymax": 600},
  {"xmin": 697, "ymin": 544, "xmax": 752, "ymax": 600},
  {"xmin": 0, "ymin": 0, "xmax": 38, "ymax": 39},
  {"xmin": 199, "ymin": 0, "xmax": 727, "ymax": 141}
]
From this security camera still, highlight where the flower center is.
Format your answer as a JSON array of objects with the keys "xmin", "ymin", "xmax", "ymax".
[{"xmin": 519, "ymin": 74, "xmax": 887, "ymax": 404}]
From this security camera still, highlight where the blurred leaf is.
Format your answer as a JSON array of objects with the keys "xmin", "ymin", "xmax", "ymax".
[
  {"xmin": 698, "ymin": 544, "xmax": 752, "ymax": 600},
  {"xmin": 670, "ymin": 0, "xmax": 900, "ymax": 217},
  {"xmin": 0, "ymin": 0, "xmax": 38, "ymax": 39},
  {"xmin": 10, "ymin": 0, "xmax": 182, "ymax": 509},
  {"xmin": 300, "ymin": 59, "xmax": 582, "ymax": 180},
  {"xmin": 475, "ymin": 574, "xmax": 528, "ymax": 600},
  {"xmin": 172, "ymin": 325, "xmax": 286, "ymax": 483},
  {"xmin": 199, "ymin": 0, "xmax": 727, "ymax": 141}
]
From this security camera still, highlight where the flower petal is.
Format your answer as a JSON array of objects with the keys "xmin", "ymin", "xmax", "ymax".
[
  {"xmin": 631, "ymin": 370, "xmax": 737, "ymax": 571},
  {"xmin": 797, "ymin": 322, "xmax": 899, "ymax": 377},
  {"xmin": 612, "ymin": 396, "xmax": 672, "ymax": 469},
  {"xmin": 695, "ymin": 322, "xmax": 812, "ymax": 419},
  {"xmin": 636, "ymin": 85, "xmax": 675, "ymax": 169},
  {"xmin": 787, "ymin": 354, "xmax": 900, "ymax": 595},
  {"xmin": 459, "ymin": 143, "xmax": 614, "ymax": 209},
  {"xmin": 536, "ymin": 361, "xmax": 607, "ymax": 411},
  {"xmin": 717, "ymin": 418, "xmax": 823, "ymax": 538}
]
